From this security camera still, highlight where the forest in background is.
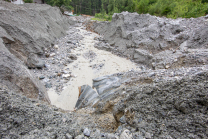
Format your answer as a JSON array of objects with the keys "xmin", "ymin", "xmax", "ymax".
[{"xmin": 43, "ymin": 0, "xmax": 208, "ymax": 19}]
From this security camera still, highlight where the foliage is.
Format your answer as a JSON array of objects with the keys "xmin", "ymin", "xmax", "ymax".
[
  {"xmin": 91, "ymin": 17, "xmax": 107, "ymax": 21},
  {"xmin": 23, "ymin": 0, "xmax": 33, "ymax": 3},
  {"xmin": 95, "ymin": 13, "xmax": 112, "ymax": 21},
  {"xmin": 45, "ymin": 0, "xmax": 208, "ymax": 19},
  {"xmin": 45, "ymin": 0, "xmax": 73, "ymax": 10}
]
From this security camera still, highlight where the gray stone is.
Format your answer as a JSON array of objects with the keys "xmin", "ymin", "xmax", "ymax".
[
  {"xmin": 67, "ymin": 54, "xmax": 77, "ymax": 60},
  {"xmin": 39, "ymin": 76, "xmax": 45, "ymax": 80},
  {"xmin": 147, "ymin": 72, "xmax": 155, "ymax": 77},
  {"xmin": 119, "ymin": 115, "xmax": 126, "ymax": 124},
  {"xmin": 26, "ymin": 53, "xmax": 45, "ymax": 69},
  {"xmin": 133, "ymin": 132, "xmax": 144, "ymax": 139},
  {"xmin": 106, "ymin": 133, "xmax": 118, "ymax": 139},
  {"xmin": 45, "ymin": 82, "xmax": 52, "ymax": 89},
  {"xmin": 65, "ymin": 133, "xmax": 73, "ymax": 139},
  {"xmin": 120, "ymin": 129, "xmax": 133, "ymax": 139},
  {"xmin": 145, "ymin": 132, "xmax": 151, "ymax": 139},
  {"xmin": 75, "ymin": 135, "xmax": 85, "ymax": 139},
  {"xmin": 83, "ymin": 128, "xmax": 90, "ymax": 137}
]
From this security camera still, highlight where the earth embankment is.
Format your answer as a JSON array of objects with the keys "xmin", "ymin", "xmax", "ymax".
[{"xmin": 0, "ymin": 1, "xmax": 75, "ymax": 102}]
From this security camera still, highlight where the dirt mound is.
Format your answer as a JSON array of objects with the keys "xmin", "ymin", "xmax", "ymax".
[
  {"xmin": 90, "ymin": 12, "xmax": 208, "ymax": 69},
  {"xmin": 0, "ymin": 1, "xmax": 75, "ymax": 102},
  {"xmin": 79, "ymin": 12, "xmax": 208, "ymax": 138}
]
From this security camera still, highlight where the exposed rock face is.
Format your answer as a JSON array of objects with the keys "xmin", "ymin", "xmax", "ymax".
[
  {"xmin": 0, "ymin": 1, "xmax": 75, "ymax": 102},
  {"xmin": 91, "ymin": 12, "xmax": 208, "ymax": 69}
]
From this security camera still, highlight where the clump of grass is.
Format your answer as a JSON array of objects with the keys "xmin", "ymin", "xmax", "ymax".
[{"xmin": 91, "ymin": 17, "xmax": 107, "ymax": 21}]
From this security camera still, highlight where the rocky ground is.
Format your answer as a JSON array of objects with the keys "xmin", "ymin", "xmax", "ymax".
[
  {"xmin": 33, "ymin": 25, "xmax": 140, "ymax": 111},
  {"xmin": 0, "ymin": 1, "xmax": 208, "ymax": 139}
]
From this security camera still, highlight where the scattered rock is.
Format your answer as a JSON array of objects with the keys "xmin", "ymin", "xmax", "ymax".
[
  {"xmin": 54, "ymin": 45, "xmax": 59, "ymax": 49},
  {"xmin": 145, "ymin": 132, "xmax": 151, "ymax": 139},
  {"xmin": 39, "ymin": 76, "xmax": 45, "ymax": 80},
  {"xmin": 120, "ymin": 129, "xmax": 133, "ymax": 139},
  {"xmin": 45, "ymin": 53, "xmax": 50, "ymax": 57},
  {"xmin": 106, "ymin": 133, "xmax": 118, "ymax": 139},
  {"xmin": 83, "ymin": 128, "xmax": 90, "ymax": 137},
  {"xmin": 119, "ymin": 115, "xmax": 126, "ymax": 124},
  {"xmin": 62, "ymin": 74, "xmax": 71, "ymax": 78},
  {"xmin": 75, "ymin": 135, "xmax": 85, "ymax": 139},
  {"xmin": 65, "ymin": 133, "xmax": 73, "ymax": 139},
  {"xmin": 50, "ymin": 53, "xmax": 56, "ymax": 57},
  {"xmin": 67, "ymin": 54, "xmax": 77, "ymax": 60}
]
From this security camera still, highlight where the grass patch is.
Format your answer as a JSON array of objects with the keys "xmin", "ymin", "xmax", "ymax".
[{"xmin": 91, "ymin": 17, "xmax": 107, "ymax": 21}]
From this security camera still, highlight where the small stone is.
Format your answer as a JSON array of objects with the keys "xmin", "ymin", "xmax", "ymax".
[
  {"xmin": 165, "ymin": 65, "xmax": 170, "ymax": 69},
  {"xmin": 133, "ymin": 132, "xmax": 144, "ymax": 139},
  {"xmin": 75, "ymin": 135, "xmax": 85, "ymax": 139},
  {"xmin": 166, "ymin": 135, "xmax": 173, "ymax": 139},
  {"xmin": 57, "ymin": 73, "xmax": 62, "ymax": 76},
  {"xmin": 62, "ymin": 74, "xmax": 71, "ymax": 78},
  {"xmin": 39, "ymin": 76, "xmax": 45, "ymax": 80},
  {"xmin": 45, "ymin": 83, "xmax": 52, "ymax": 88},
  {"xmin": 45, "ymin": 64, "xmax": 50, "ymax": 68},
  {"xmin": 65, "ymin": 133, "xmax": 73, "ymax": 139},
  {"xmin": 83, "ymin": 128, "xmax": 90, "ymax": 137},
  {"xmin": 101, "ymin": 133, "xmax": 105, "ymax": 137},
  {"xmin": 120, "ymin": 129, "xmax": 133, "ymax": 139},
  {"xmin": 54, "ymin": 45, "xmax": 59, "ymax": 49},
  {"xmin": 54, "ymin": 108, "xmax": 58, "ymax": 111},
  {"xmin": 67, "ymin": 54, "xmax": 77, "ymax": 60},
  {"xmin": 50, "ymin": 53, "xmax": 56, "ymax": 57},
  {"xmin": 106, "ymin": 133, "xmax": 117, "ymax": 139},
  {"xmin": 45, "ymin": 53, "xmax": 50, "ymax": 57},
  {"xmin": 147, "ymin": 72, "xmax": 155, "ymax": 77},
  {"xmin": 119, "ymin": 115, "xmax": 126, "ymax": 124},
  {"xmin": 145, "ymin": 132, "xmax": 151, "ymax": 139}
]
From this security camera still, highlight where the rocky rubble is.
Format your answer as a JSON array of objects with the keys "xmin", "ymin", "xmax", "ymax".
[
  {"xmin": 30, "ymin": 27, "xmax": 84, "ymax": 93},
  {"xmin": 0, "ymin": 1, "xmax": 208, "ymax": 139},
  {"xmin": 90, "ymin": 12, "xmax": 208, "ymax": 69},
  {"xmin": 78, "ymin": 12, "xmax": 208, "ymax": 138},
  {"xmin": 0, "ymin": 1, "xmax": 75, "ymax": 102}
]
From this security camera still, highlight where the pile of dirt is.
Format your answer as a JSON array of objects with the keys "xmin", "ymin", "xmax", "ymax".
[
  {"xmin": 0, "ymin": 1, "xmax": 75, "ymax": 102},
  {"xmin": 89, "ymin": 12, "xmax": 208, "ymax": 70},
  {"xmin": 79, "ymin": 12, "xmax": 208, "ymax": 138}
]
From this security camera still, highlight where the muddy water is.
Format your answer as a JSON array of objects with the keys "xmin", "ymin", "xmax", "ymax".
[{"xmin": 48, "ymin": 27, "xmax": 140, "ymax": 111}]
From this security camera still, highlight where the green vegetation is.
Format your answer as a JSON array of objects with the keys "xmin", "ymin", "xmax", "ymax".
[
  {"xmin": 44, "ymin": 0, "xmax": 208, "ymax": 19},
  {"xmin": 23, "ymin": 0, "xmax": 33, "ymax": 3},
  {"xmin": 94, "ymin": 13, "xmax": 112, "ymax": 21},
  {"xmin": 91, "ymin": 17, "xmax": 107, "ymax": 21},
  {"xmin": 45, "ymin": 0, "xmax": 73, "ymax": 10}
]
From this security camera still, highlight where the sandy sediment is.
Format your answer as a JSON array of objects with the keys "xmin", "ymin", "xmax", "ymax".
[{"xmin": 48, "ymin": 27, "xmax": 140, "ymax": 110}]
